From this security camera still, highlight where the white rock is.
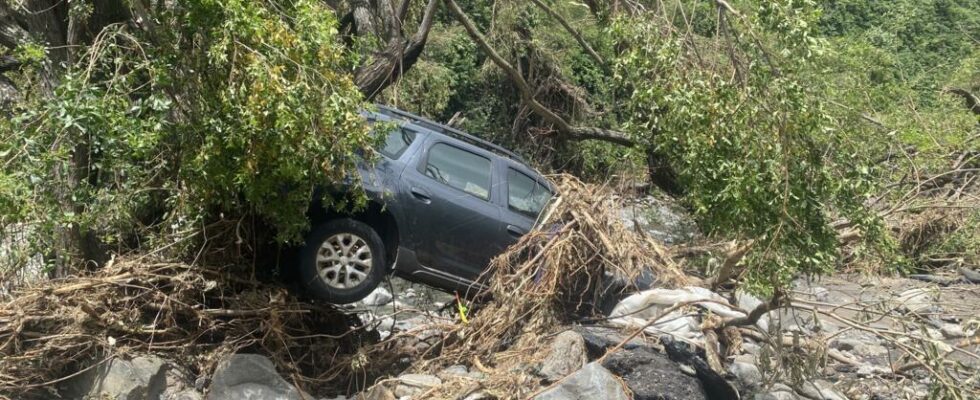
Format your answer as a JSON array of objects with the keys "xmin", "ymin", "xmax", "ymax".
[
  {"xmin": 393, "ymin": 374, "xmax": 441, "ymax": 398},
  {"xmin": 941, "ymin": 323, "xmax": 966, "ymax": 339},
  {"xmin": 533, "ymin": 362, "xmax": 629, "ymax": 400},
  {"xmin": 729, "ymin": 362, "xmax": 762, "ymax": 391},
  {"xmin": 362, "ymin": 287, "xmax": 393, "ymax": 306},
  {"xmin": 796, "ymin": 379, "xmax": 847, "ymax": 400}
]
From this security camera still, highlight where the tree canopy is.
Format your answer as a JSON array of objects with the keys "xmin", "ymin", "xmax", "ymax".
[{"xmin": 0, "ymin": 0, "xmax": 977, "ymax": 294}]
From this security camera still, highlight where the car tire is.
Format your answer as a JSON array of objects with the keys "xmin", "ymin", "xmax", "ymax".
[{"xmin": 300, "ymin": 218, "xmax": 387, "ymax": 304}]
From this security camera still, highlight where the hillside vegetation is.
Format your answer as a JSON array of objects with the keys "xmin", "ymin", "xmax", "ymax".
[{"xmin": 0, "ymin": 0, "xmax": 977, "ymax": 310}]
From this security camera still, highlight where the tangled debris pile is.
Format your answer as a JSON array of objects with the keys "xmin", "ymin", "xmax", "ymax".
[
  {"xmin": 355, "ymin": 176, "xmax": 696, "ymax": 398},
  {"xmin": 353, "ymin": 175, "xmax": 980, "ymax": 400},
  {"xmin": 0, "ymin": 258, "xmax": 364, "ymax": 398},
  {"xmin": 1, "ymin": 175, "xmax": 978, "ymax": 399}
]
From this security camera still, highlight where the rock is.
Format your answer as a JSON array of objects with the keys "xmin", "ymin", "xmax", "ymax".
[
  {"xmin": 168, "ymin": 389, "xmax": 204, "ymax": 400},
  {"xmin": 462, "ymin": 390, "xmax": 491, "ymax": 400},
  {"xmin": 362, "ymin": 287, "xmax": 393, "ymax": 306},
  {"xmin": 437, "ymin": 365, "xmax": 470, "ymax": 379},
  {"xmin": 941, "ymin": 323, "xmax": 966, "ymax": 338},
  {"xmin": 539, "ymin": 331, "xmax": 588, "ymax": 381},
  {"xmin": 795, "ymin": 380, "xmax": 846, "ymax": 400},
  {"xmin": 393, "ymin": 374, "xmax": 441, "ymax": 398},
  {"xmin": 63, "ymin": 355, "xmax": 168, "ymax": 400},
  {"xmin": 831, "ymin": 336, "xmax": 888, "ymax": 358},
  {"xmin": 729, "ymin": 361, "xmax": 763, "ymax": 392},
  {"xmin": 601, "ymin": 347, "xmax": 707, "ymax": 400},
  {"xmin": 194, "ymin": 376, "xmax": 209, "ymax": 391},
  {"xmin": 534, "ymin": 362, "xmax": 629, "ymax": 400},
  {"xmin": 356, "ymin": 385, "xmax": 395, "ymax": 400},
  {"xmin": 207, "ymin": 354, "xmax": 304, "ymax": 400},
  {"xmin": 162, "ymin": 363, "xmax": 201, "ymax": 400},
  {"xmin": 742, "ymin": 341, "xmax": 762, "ymax": 355},
  {"xmin": 812, "ymin": 287, "xmax": 830, "ymax": 302},
  {"xmin": 754, "ymin": 390, "xmax": 800, "ymax": 400},
  {"xmin": 894, "ymin": 288, "xmax": 939, "ymax": 314},
  {"xmin": 574, "ymin": 325, "xmax": 649, "ymax": 358},
  {"xmin": 855, "ymin": 364, "xmax": 889, "ymax": 377},
  {"xmin": 437, "ymin": 365, "xmax": 483, "ymax": 381},
  {"xmin": 959, "ymin": 267, "xmax": 980, "ymax": 284}
]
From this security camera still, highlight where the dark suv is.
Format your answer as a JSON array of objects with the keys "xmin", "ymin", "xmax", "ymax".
[{"xmin": 300, "ymin": 105, "xmax": 554, "ymax": 303}]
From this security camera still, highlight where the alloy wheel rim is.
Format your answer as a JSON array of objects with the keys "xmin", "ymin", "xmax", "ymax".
[{"xmin": 316, "ymin": 233, "xmax": 372, "ymax": 289}]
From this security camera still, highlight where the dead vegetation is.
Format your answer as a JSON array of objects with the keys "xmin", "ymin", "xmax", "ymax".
[
  {"xmin": 356, "ymin": 175, "xmax": 690, "ymax": 398},
  {"xmin": 0, "ymin": 257, "xmax": 366, "ymax": 399},
  {"xmin": 1, "ymin": 173, "xmax": 978, "ymax": 399}
]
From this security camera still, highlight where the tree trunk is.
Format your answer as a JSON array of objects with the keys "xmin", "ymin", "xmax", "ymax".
[
  {"xmin": 647, "ymin": 149, "xmax": 684, "ymax": 196},
  {"xmin": 352, "ymin": 0, "xmax": 439, "ymax": 99}
]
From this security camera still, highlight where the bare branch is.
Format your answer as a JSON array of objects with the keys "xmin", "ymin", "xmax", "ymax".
[
  {"xmin": 444, "ymin": 0, "xmax": 635, "ymax": 146},
  {"xmin": 354, "ymin": 0, "xmax": 440, "ymax": 99},
  {"xmin": 397, "ymin": 0, "xmax": 411, "ymax": 23},
  {"xmin": 529, "ymin": 0, "xmax": 610, "ymax": 75}
]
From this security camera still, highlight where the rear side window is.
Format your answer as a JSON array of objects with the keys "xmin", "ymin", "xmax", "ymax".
[
  {"xmin": 424, "ymin": 143, "xmax": 492, "ymax": 200},
  {"xmin": 507, "ymin": 169, "xmax": 552, "ymax": 218},
  {"xmin": 379, "ymin": 128, "xmax": 416, "ymax": 159}
]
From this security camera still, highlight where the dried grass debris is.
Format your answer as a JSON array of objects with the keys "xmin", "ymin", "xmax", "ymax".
[{"xmin": 0, "ymin": 257, "xmax": 362, "ymax": 398}]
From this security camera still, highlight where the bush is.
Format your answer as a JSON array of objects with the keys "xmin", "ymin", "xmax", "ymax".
[{"xmin": 0, "ymin": 0, "xmax": 374, "ymax": 271}]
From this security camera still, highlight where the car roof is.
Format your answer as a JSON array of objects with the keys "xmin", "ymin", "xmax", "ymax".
[
  {"xmin": 369, "ymin": 105, "xmax": 526, "ymax": 163},
  {"xmin": 365, "ymin": 105, "xmax": 554, "ymax": 190}
]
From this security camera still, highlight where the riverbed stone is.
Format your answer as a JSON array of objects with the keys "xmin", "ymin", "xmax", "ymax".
[
  {"xmin": 534, "ymin": 362, "xmax": 629, "ymax": 400},
  {"xmin": 539, "ymin": 330, "xmax": 588, "ymax": 381},
  {"xmin": 207, "ymin": 354, "xmax": 303, "ymax": 400},
  {"xmin": 63, "ymin": 355, "xmax": 168, "ymax": 400}
]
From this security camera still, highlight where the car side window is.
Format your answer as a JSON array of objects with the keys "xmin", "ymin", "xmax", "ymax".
[
  {"xmin": 424, "ymin": 143, "xmax": 492, "ymax": 200},
  {"xmin": 507, "ymin": 169, "xmax": 552, "ymax": 218},
  {"xmin": 379, "ymin": 128, "xmax": 416, "ymax": 159}
]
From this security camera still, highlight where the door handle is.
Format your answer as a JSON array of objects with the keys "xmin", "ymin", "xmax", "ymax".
[
  {"xmin": 506, "ymin": 225, "xmax": 527, "ymax": 237},
  {"xmin": 410, "ymin": 187, "xmax": 431, "ymax": 204}
]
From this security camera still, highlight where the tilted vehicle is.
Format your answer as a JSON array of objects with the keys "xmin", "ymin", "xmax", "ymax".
[{"xmin": 300, "ymin": 105, "xmax": 554, "ymax": 303}]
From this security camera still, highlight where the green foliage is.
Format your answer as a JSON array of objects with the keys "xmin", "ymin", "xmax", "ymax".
[
  {"xmin": 0, "ymin": 0, "xmax": 372, "ymax": 267},
  {"xmin": 610, "ymin": 0, "xmax": 885, "ymax": 293}
]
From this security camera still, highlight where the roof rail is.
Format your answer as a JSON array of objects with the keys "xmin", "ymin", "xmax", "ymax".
[{"xmin": 373, "ymin": 104, "xmax": 526, "ymax": 163}]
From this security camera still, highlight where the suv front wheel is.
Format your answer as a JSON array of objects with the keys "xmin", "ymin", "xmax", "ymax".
[{"xmin": 300, "ymin": 218, "xmax": 386, "ymax": 304}]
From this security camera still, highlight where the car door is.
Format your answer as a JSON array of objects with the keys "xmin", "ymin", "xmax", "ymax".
[
  {"xmin": 399, "ymin": 139, "xmax": 505, "ymax": 281},
  {"xmin": 497, "ymin": 165, "xmax": 554, "ymax": 244}
]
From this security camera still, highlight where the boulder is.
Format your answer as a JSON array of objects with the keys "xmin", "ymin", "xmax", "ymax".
[
  {"xmin": 63, "ymin": 355, "xmax": 168, "ymax": 400},
  {"xmin": 534, "ymin": 362, "xmax": 629, "ymax": 400},
  {"xmin": 538, "ymin": 331, "xmax": 588, "ymax": 381},
  {"xmin": 206, "ymin": 354, "xmax": 304, "ymax": 400},
  {"xmin": 601, "ymin": 347, "xmax": 707, "ymax": 400}
]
